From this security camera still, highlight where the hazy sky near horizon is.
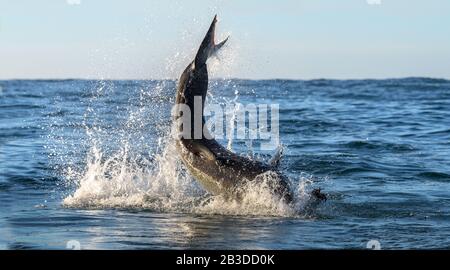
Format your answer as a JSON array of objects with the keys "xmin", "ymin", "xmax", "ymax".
[{"xmin": 0, "ymin": 0, "xmax": 450, "ymax": 80}]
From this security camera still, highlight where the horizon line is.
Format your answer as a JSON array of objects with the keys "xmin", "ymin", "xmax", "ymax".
[{"xmin": 1, "ymin": 76, "xmax": 449, "ymax": 82}]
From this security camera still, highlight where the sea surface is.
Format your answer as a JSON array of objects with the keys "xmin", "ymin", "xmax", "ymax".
[{"xmin": 1, "ymin": 78, "xmax": 450, "ymax": 249}]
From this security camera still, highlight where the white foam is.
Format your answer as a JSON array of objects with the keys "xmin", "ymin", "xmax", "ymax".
[{"xmin": 63, "ymin": 127, "xmax": 316, "ymax": 217}]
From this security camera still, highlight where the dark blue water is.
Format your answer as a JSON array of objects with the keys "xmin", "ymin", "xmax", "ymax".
[{"xmin": 1, "ymin": 78, "xmax": 450, "ymax": 249}]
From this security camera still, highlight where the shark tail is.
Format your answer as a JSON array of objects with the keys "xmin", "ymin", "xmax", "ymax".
[{"xmin": 195, "ymin": 15, "xmax": 229, "ymax": 67}]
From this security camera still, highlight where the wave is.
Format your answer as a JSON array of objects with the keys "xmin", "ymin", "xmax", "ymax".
[{"xmin": 416, "ymin": 172, "xmax": 450, "ymax": 182}]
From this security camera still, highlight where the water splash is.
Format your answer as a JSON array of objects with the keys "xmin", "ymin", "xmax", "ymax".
[
  {"xmin": 59, "ymin": 20, "xmax": 317, "ymax": 217},
  {"xmin": 62, "ymin": 116, "xmax": 316, "ymax": 217}
]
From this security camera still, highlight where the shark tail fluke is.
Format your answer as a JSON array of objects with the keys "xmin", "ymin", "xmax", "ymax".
[{"xmin": 195, "ymin": 15, "xmax": 229, "ymax": 67}]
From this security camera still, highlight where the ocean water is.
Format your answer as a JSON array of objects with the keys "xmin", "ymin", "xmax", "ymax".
[{"xmin": 1, "ymin": 78, "xmax": 450, "ymax": 249}]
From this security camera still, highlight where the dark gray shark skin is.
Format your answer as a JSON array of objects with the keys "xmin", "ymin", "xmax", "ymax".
[{"xmin": 173, "ymin": 15, "xmax": 293, "ymax": 202}]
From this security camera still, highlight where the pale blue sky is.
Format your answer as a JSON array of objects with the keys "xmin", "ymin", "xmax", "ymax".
[{"xmin": 0, "ymin": 0, "xmax": 449, "ymax": 79}]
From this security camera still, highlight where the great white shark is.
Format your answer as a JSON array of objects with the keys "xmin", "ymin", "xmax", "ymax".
[{"xmin": 173, "ymin": 15, "xmax": 326, "ymax": 203}]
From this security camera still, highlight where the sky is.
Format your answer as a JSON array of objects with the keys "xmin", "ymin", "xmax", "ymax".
[{"xmin": 0, "ymin": 0, "xmax": 450, "ymax": 80}]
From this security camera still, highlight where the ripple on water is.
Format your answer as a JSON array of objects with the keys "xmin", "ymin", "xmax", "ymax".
[{"xmin": 416, "ymin": 172, "xmax": 450, "ymax": 183}]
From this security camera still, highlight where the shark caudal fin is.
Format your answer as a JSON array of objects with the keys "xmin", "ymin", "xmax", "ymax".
[{"xmin": 195, "ymin": 15, "xmax": 229, "ymax": 67}]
